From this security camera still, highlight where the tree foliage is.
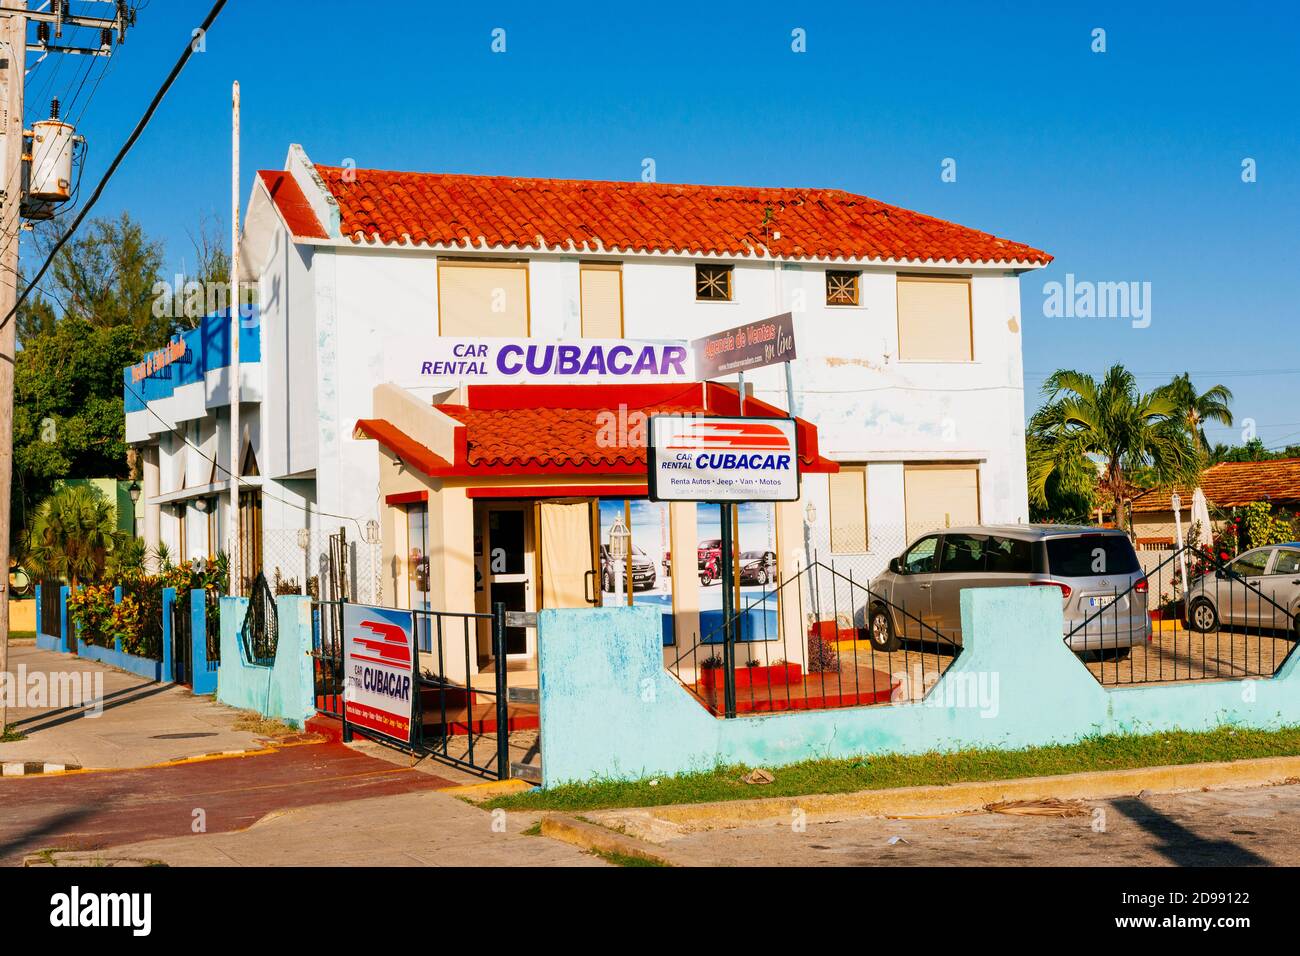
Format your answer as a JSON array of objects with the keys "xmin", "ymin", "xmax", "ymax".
[
  {"xmin": 24, "ymin": 484, "xmax": 124, "ymax": 586},
  {"xmin": 12, "ymin": 319, "xmax": 141, "ymax": 534},
  {"xmin": 1027, "ymin": 365, "xmax": 1203, "ymax": 527}
]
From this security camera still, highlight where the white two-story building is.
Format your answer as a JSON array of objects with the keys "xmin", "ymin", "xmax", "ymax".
[{"xmin": 126, "ymin": 143, "xmax": 1050, "ymax": 674}]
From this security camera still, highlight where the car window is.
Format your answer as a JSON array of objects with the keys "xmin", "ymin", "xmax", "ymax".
[
  {"xmin": 939, "ymin": 534, "xmax": 987, "ymax": 573},
  {"xmin": 986, "ymin": 536, "xmax": 1035, "ymax": 574},
  {"xmin": 1231, "ymin": 550, "xmax": 1271, "ymax": 578},
  {"xmin": 1045, "ymin": 535, "xmax": 1140, "ymax": 577},
  {"xmin": 902, "ymin": 536, "xmax": 938, "ymax": 574},
  {"xmin": 1271, "ymin": 549, "xmax": 1300, "ymax": 576}
]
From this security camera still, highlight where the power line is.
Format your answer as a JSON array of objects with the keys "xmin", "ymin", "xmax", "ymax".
[{"xmin": 0, "ymin": 0, "xmax": 227, "ymax": 334}]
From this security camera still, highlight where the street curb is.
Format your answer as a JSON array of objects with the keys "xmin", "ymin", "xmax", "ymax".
[
  {"xmin": 540, "ymin": 814, "xmax": 680, "ymax": 866},
  {"xmin": 589, "ymin": 754, "xmax": 1300, "ymax": 840},
  {"xmin": 1, "ymin": 761, "xmax": 82, "ymax": 776},
  {"xmin": 446, "ymin": 778, "xmax": 534, "ymax": 800}
]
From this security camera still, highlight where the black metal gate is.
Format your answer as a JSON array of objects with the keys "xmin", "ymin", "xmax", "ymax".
[
  {"xmin": 310, "ymin": 599, "xmax": 514, "ymax": 779},
  {"xmin": 407, "ymin": 604, "xmax": 512, "ymax": 779},
  {"xmin": 171, "ymin": 592, "xmax": 192, "ymax": 686}
]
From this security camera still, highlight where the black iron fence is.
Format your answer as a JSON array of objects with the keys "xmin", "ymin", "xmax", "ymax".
[
  {"xmin": 205, "ymin": 589, "xmax": 222, "ymax": 665},
  {"xmin": 1072, "ymin": 543, "xmax": 1300, "ymax": 686},
  {"xmin": 38, "ymin": 580, "xmax": 61, "ymax": 637},
  {"xmin": 311, "ymin": 598, "xmax": 345, "ymax": 719},
  {"xmin": 240, "ymin": 572, "xmax": 279, "ymax": 665},
  {"xmin": 668, "ymin": 559, "xmax": 960, "ymax": 718},
  {"xmin": 171, "ymin": 592, "xmax": 192, "ymax": 685}
]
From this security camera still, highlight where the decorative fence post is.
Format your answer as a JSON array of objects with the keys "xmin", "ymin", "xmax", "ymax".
[
  {"xmin": 162, "ymin": 587, "xmax": 176, "ymax": 683},
  {"xmin": 192, "ymin": 588, "xmax": 217, "ymax": 695},
  {"xmin": 59, "ymin": 585, "xmax": 71, "ymax": 654}
]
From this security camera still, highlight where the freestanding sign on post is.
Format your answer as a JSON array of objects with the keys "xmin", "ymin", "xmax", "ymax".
[
  {"xmin": 647, "ymin": 416, "xmax": 800, "ymax": 503},
  {"xmin": 342, "ymin": 604, "xmax": 417, "ymax": 746},
  {"xmin": 648, "ymin": 414, "xmax": 801, "ymax": 717}
]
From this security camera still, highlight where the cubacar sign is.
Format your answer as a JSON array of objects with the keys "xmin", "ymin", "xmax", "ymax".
[
  {"xmin": 647, "ymin": 415, "xmax": 800, "ymax": 502},
  {"xmin": 343, "ymin": 604, "xmax": 416, "ymax": 745},
  {"xmin": 388, "ymin": 337, "xmax": 692, "ymax": 385}
]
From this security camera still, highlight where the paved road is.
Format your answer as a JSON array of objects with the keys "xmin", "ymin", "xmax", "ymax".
[
  {"xmin": 650, "ymin": 782, "xmax": 1300, "ymax": 866},
  {"xmin": 0, "ymin": 742, "xmax": 459, "ymax": 865}
]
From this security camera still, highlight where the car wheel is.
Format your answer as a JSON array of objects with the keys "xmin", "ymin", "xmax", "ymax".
[
  {"xmin": 868, "ymin": 607, "xmax": 901, "ymax": 652},
  {"xmin": 756, "ymin": 569, "xmax": 768, "ymax": 585},
  {"xmin": 1188, "ymin": 598, "xmax": 1219, "ymax": 634}
]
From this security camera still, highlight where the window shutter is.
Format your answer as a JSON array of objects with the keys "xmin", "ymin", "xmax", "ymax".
[
  {"xmin": 896, "ymin": 276, "xmax": 972, "ymax": 361},
  {"xmin": 829, "ymin": 467, "xmax": 869, "ymax": 553},
  {"xmin": 903, "ymin": 464, "xmax": 980, "ymax": 542},
  {"xmin": 438, "ymin": 262, "xmax": 529, "ymax": 337},
  {"xmin": 580, "ymin": 264, "xmax": 623, "ymax": 337}
]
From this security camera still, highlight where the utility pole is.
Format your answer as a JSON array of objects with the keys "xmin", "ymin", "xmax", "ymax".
[
  {"xmin": 0, "ymin": 2, "xmax": 134, "ymax": 729},
  {"xmin": 228, "ymin": 80, "xmax": 239, "ymax": 596},
  {"xmin": 0, "ymin": 1, "xmax": 24, "ymax": 734}
]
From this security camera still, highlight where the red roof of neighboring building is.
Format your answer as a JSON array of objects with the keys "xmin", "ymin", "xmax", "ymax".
[
  {"xmin": 256, "ymin": 170, "xmax": 328, "ymax": 240},
  {"xmin": 355, "ymin": 383, "xmax": 837, "ymax": 480},
  {"xmin": 1131, "ymin": 459, "xmax": 1300, "ymax": 513},
  {"xmin": 288, "ymin": 164, "xmax": 1049, "ymax": 265}
]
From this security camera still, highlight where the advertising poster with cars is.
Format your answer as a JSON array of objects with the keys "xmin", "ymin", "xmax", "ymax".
[
  {"xmin": 342, "ymin": 604, "xmax": 417, "ymax": 745},
  {"xmin": 598, "ymin": 498, "xmax": 674, "ymax": 646},
  {"xmin": 698, "ymin": 502, "xmax": 779, "ymax": 643}
]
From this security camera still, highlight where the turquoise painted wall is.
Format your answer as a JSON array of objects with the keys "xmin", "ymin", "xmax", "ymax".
[
  {"xmin": 537, "ymin": 587, "xmax": 1300, "ymax": 787},
  {"xmin": 215, "ymin": 595, "xmax": 315, "ymax": 729}
]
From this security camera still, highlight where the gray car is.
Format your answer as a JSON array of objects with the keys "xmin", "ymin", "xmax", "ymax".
[
  {"xmin": 868, "ymin": 525, "xmax": 1152, "ymax": 655},
  {"xmin": 1184, "ymin": 543, "xmax": 1300, "ymax": 637}
]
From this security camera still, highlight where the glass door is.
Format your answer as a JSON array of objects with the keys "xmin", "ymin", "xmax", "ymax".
[{"xmin": 483, "ymin": 504, "xmax": 536, "ymax": 662}]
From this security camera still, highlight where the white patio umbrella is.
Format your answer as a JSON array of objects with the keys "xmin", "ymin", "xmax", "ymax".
[{"xmin": 1191, "ymin": 487, "xmax": 1214, "ymax": 550}]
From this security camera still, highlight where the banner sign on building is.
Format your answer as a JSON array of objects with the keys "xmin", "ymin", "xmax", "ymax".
[
  {"xmin": 691, "ymin": 312, "xmax": 797, "ymax": 380},
  {"xmin": 647, "ymin": 415, "xmax": 800, "ymax": 502},
  {"xmin": 343, "ymin": 604, "xmax": 417, "ymax": 745},
  {"xmin": 387, "ymin": 337, "xmax": 693, "ymax": 385}
]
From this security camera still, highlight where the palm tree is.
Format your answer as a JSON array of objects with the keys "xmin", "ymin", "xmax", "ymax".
[
  {"xmin": 1166, "ymin": 372, "xmax": 1233, "ymax": 461},
  {"xmin": 25, "ymin": 485, "xmax": 125, "ymax": 586},
  {"xmin": 1027, "ymin": 365, "xmax": 1199, "ymax": 528}
]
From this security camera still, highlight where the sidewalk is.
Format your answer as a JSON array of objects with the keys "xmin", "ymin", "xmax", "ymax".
[
  {"xmin": 1, "ymin": 643, "xmax": 265, "ymax": 770},
  {"xmin": 35, "ymin": 788, "xmax": 608, "ymax": 867}
]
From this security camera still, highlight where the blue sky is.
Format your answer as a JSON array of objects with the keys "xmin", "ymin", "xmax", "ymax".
[{"xmin": 35, "ymin": 1, "xmax": 1299, "ymax": 445}]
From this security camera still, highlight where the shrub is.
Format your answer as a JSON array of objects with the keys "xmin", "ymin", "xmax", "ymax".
[{"xmin": 65, "ymin": 584, "xmax": 118, "ymax": 647}]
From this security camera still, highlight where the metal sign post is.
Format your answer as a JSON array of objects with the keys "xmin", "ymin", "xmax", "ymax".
[{"xmin": 718, "ymin": 501, "xmax": 737, "ymax": 719}]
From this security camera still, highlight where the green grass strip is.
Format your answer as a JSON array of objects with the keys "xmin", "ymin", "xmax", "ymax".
[{"xmin": 485, "ymin": 725, "xmax": 1300, "ymax": 813}]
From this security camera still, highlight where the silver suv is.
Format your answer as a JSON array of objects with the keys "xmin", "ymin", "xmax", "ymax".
[
  {"xmin": 869, "ymin": 525, "xmax": 1151, "ymax": 655},
  {"xmin": 1184, "ymin": 543, "xmax": 1300, "ymax": 637}
]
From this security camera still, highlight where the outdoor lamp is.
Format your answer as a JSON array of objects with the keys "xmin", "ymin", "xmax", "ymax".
[
  {"xmin": 127, "ymin": 481, "xmax": 141, "ymax": 504},
  {"xmin": 365, "ymin": 519, "xmax": 380, "ymax": 545},
  {"xmin": 193, "ymin": 497, "xmax": 210, "ymax": 514},
  {"xmin": 805, "ymin": 502, "xmax": 817, "ymax": 525},
  {"xmin": 297, "ymin": 528, "xmax": 311, "ymax": 551},
  {"xmin": 608, "ymin": 515, "xmax": 630, "ymax": 561}
]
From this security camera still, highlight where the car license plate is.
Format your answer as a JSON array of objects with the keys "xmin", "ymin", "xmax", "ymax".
[{"xmin": 1088, "ymin": 595, "xmax": 1117, "ymax": 608}]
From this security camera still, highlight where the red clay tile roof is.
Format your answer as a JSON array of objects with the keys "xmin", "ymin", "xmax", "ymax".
[
  {"xmin": 1131, "ymin": 459, "xmax": 1300, "ymax": 512},
  {"xmin": 437, "ymin": 403, "xmax": 704, "ymax": 469},
  {"xmin": 257, "ymin": 170, "xmax": 328, "ymax": 240},
  {"xmin": 305, "ymin": 165, "xmax": 1051, "ymax": 265}
]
